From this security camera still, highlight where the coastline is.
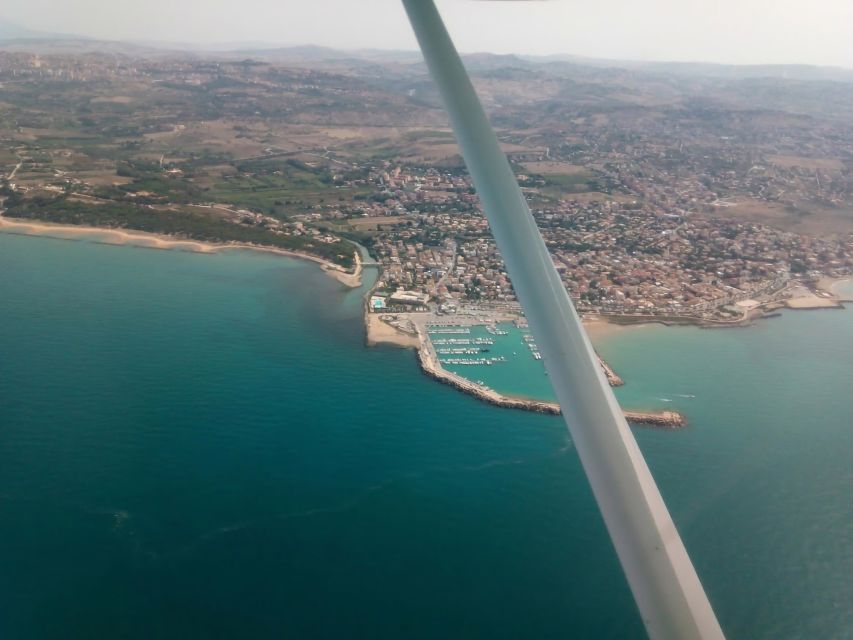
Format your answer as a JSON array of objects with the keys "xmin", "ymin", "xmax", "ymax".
[
  {"xmin": 0, "ymin": 215, "xmax": 363, "ymax": 288},
  {"xmin": 364, "ymin": 312, "xmax": 682, "ymax": 427},
  {"xmin": 579, "ymin": 281, "xmax": 850, "ymax": 328},
  {"xmin": 323, "ymin": 251, "xmax": 362, "ymax": 288},
  {"xmin": 5, "ymin": 214, "xmax": 843, "ymax": 428},
  {"xmin": 414, "ymin": 329, "xmax": 685, "ymax": 428},
  {"xmin": 364, "ymin": 313, "xmax": 420, "ymax": 348},
  {"xmin": 362, "ymin": 280, "xmax": 847, "ymax": 424},
  {"xmin": 819, "ymin": 276, "xmax": 853, "ymax": 300},
  {"xmin": 365, "ymin": 311, "xmax": 646, "ymax": 350}
]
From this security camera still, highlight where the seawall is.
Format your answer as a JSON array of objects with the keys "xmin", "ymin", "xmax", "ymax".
[{"xmin": 417, "ymin": 335, "xmax": 685, "ymax": 428}]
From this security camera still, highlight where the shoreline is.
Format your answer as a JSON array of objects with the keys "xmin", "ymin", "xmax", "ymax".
[
  {"xmin": 6, "ymin": 214, "xmax": 844, "ymax": 427},
  {"xmin": 0, "ymin": 215, "xmax": 363, "ymax": 288},
  {"xmin": 818, "ymin": 276, "xmax": 853, "ymax": 300},
  {"xmin": 414, "ymin": 329, "xmax": 685, "ymax": 428},
  {"xmin": 365, "ymin": 313, "xmax": 682, "ymax": 427},
  {"xmin": 364, "ymin": 313, "xmax": 420, "ymax": 348},
  {"xmin": 362, "ymin": 281, "xmax": 848, "ymax": 425},
  {"xmin": 578, "ymin": 283, "xmax": 850, "ymax": 328}
]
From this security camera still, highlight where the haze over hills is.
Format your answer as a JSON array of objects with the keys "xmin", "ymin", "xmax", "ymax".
[
  {"xmin": 2, "ymin": 17, "xmax": 852, "ymax": 84},
  {"xmin": 0, "ymin": 19, "xmax": 90, "ymax": 43}
]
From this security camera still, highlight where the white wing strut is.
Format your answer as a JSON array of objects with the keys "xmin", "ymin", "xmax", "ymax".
[{"xmin": 401, "ymin": 2, "xmax": 725, "ymax": 638}]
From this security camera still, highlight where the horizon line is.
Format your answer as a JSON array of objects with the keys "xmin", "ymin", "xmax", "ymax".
[{"xmin": 2, "ymin": 33, "xmax": 853, "ymax": 74}]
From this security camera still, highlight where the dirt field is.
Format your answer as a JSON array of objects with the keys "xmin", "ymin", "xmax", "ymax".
[
  {"xmin": 558, "ymin": 191, "xmax": 637, "ymax": 204},
  {"xmin": 767, "ymin": 155, "xmax": 845, "ymax": 172},
  {"xmin": 347, "ymin": 216, "xmax": 408, "ymax": 229},
  {"xmin": 90, "ymin": 96, "xmax": 136, "ymax": 104},
  {"xmin": 143, "ymin": 121, "xmax": 268, "ymax": 158},
  {"xmin": 73, "ymin": 170, "xmax": 133, "ymax": 187},
  {"xmin": 522, "ymin": 161, "xmax": 589, "ymax": 175},
  {"xmin": 706, "ymin": 198, "xmax": 853, "ymax": 235}
]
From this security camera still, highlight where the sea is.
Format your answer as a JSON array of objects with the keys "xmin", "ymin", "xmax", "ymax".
[{"xmin": 1, "ymin": 231, "xmax": 851, "ymax": 639}]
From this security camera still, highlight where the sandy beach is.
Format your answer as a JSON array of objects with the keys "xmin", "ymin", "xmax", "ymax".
[
  {"xmin": 785, "ymin": 297, "xmax": 843, "ymax": 309},
  {"xmin": 784, "ymin": 284, "xmax": 844, "ymax": 309},
  {"xmin": 323, "ymin": 251, "xmax": 362, "ymax": 288},
  {"xmin": 0, "ymin": 215, "xmax": 362, "ymax": 288},
  {"xmin": 365, "ymin": 314, "xmax": 420, "ymax": 348},
  {"xmin": 817, "ymin": 276, "xmax": 853, "ymax": 300},
  {"xmin": 817, "ymin": 276, "xmax": 852, "ymax": 292},
  {"xmin": 582, "ymin": 316, "xmax": 653, "ymax": 341}
]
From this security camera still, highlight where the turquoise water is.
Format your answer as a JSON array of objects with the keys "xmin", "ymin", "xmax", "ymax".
[
  {"xmin": 1, "ymin": 233, "xmax": 852, "ymax": 638},
  {"xmin": 437, "ymin": 323, "xmax": 552, "ymax": 400}
]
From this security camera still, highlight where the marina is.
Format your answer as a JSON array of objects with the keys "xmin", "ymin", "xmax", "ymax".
[
  {"xmin": 429, "ymin": 322, "xmax": 557, "ymax": 401},
  {"xmin": 435, "ymin": 348, "xmax": 486, "ymax": 355},
  {"xmin": 430, "ymin": 337, "xmax": 495, "ymax": 346},
  {"xmin": 428, "ymin": 327, "xmax": 471, "ymax": 335},
  {"xmin": 423, "ymin": 321, "xmax": 628, "ymax": 403},
  {"xmin": 439, "ymin": 356, "xmax": 507, "ymax": 366}
]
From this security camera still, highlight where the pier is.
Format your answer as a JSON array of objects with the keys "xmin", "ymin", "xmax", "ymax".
[
  {"xmin": 417, "ymin": 333, "xmax": 685, "ymax": 429},
  {"xmin": 597, "ymin": 356, "xmax": 624, "ymax": 387},
  {"xmin": 365, "ymin": 311, "xmax": 682, "ymax": 428}
]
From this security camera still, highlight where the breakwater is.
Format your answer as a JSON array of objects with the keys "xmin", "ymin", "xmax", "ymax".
[
  {"xmin": 417, "ymin": 335, "xmax": 685, "ymax": 428},
  {"xmin": 597, "ymin": 355, "xmax": 624, "ymax": 386}
]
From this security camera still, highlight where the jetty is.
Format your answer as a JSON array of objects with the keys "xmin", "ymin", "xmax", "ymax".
[
  {"xmin": 417, "ymin": 335, "xmax": 685, "ymax": 429},
  {"xmin": 597, "ymin": 355, "xmax": 624, "ymax": 387}
]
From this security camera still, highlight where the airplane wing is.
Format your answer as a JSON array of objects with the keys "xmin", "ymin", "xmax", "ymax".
[{"xmin": 401, "ymin": 2, "xmax": 725, "ymax": 638}]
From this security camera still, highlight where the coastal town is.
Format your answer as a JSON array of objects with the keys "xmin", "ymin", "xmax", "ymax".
[
  {"xmin": 4, "ymin": 50, "xmax": 849, "ymax": 317},
  {"xmin": 1, "ymin": 47, "xmax": 851, "ymax": 424},
  {"xmin": 340, "ymin": 163, "xmax": 851, "ymax": 322}
]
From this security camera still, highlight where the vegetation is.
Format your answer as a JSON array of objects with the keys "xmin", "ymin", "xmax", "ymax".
[{"xmin": 5, "ymin": 195, "xmax": 355, "ymax": 267}]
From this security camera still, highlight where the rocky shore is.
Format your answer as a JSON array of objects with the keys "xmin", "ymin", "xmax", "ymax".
[{"xmin": 597, "ymin": 355, "xmax": 624, "ymax": 386}]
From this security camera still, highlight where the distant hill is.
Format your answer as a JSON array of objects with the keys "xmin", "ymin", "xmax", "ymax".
[
  {"xmin": 220, "ymin": 45, "xmax": 853, "ymax": 85},
  {"xmin": 522, "ymin": 53, "xmax": 853, "ymax": 84},
  {"xmin": 1, "ymin": 20, "xmax": 851, "ymax": 85},
  {"xmin": 0, "ymin": 19, "xmax": 42, "ymax": 40},
  {"xmin": 0, "ymin": 18, "xmax": 89, "ymax": 43}
]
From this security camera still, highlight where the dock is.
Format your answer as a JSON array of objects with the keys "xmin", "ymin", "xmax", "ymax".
[{"xmin": 417, "ymin": 334, "xmax": 685, "ymax": 428}]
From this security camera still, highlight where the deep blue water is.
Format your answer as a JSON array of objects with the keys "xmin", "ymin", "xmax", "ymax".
[{"xmin": 1, "ymin": 232, "xmax": 851, "ymax": 639}]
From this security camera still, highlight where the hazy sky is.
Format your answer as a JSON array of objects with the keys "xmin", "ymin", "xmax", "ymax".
[{"xmin": 5, "ymin": 0, "xmax": 853, "ymax": 68}]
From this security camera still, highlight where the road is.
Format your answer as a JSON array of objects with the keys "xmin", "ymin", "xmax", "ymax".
[{"xmin": 7, "ymin": 160, "xmax": 22, "ymax": 181}]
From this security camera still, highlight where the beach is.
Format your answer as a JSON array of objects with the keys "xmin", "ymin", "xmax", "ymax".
[
  {"xmin": 365, "ymin": 313, "xmax": 420, "ymax": 348},
  {"xmin": 0, "ymin": 215, "xmax": 363, "ymax": 288},
  {"xmin": 818, "ymin": 276, "xmax": 853, "ymax": 300},
  {"xmin": 582, "ymin": 316, "xmax": 652, "ymax": 339},
  {"xmin": 324, "ymin": 251, "xmax": 362, "ymax": 288}
]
